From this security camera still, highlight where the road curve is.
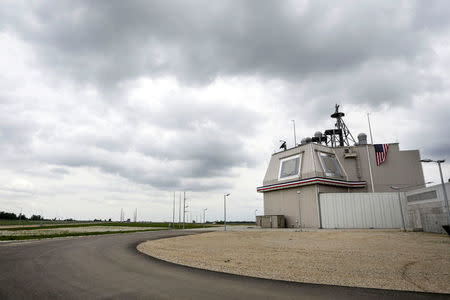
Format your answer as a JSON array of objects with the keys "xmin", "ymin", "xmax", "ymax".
[{"xmin": 0, "ymin": 230, "xmax": 446, "ymax": 299}]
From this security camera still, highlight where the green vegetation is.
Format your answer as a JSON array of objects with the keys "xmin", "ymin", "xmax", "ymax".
[
  {"xmin": 0, "ymin": 228, "xmax": 163, "ymax": 241},
  {"xmin": 0, "ymin": 211, "xmax": 43, "ymax": 222},
  {"xmin": 2, "ymin": 221, "xmax": 215, "ymax": 231},
  {"xmin": 0, "ymin": 219, "xmax": 75, "ymax": 226}
]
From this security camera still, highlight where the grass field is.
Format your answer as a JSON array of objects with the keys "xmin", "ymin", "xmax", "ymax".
[
  {"xmin": 1, "ymin": 221, "xmax": 215, "ymax": 231},
  {"xmin": 0, "ymin": 220, "xmax": 219, "ymax": 241},
  {"xmin": 0, "ymin": 219, "xmax": 78, "ymax": 226},
  {"xmin": 0, "ymin": 228, "xmax": 163, "ymax": 241}
]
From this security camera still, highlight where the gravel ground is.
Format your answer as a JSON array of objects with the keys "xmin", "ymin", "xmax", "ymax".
[
  {"xmin": 138, "ymin": 230, "xmax": 450, "ymax": 293},
  {"xmin": 0, "ymin": 226, "xmax": 161, "ymax": 236}
]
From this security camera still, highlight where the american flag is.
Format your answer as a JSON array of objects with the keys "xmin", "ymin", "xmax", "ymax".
[{"xmin": 374, "ymin": 144, "xmax": 389, "ymax": 166}]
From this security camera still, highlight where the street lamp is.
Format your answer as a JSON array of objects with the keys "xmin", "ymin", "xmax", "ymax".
[
  {"xmin": 296, "ymin": 191, "xmax": 301, "ymax": 231},
  {"xmin": 203, "ymin": 208, "xmax": 207, "ymax": 228},
  {"xmin": 224, "ymin": 193, "xmax": 230, "ymax": 231},
  {"xmin": 420, "ymin": 159, "xmax": 450, "ymax": 228}
]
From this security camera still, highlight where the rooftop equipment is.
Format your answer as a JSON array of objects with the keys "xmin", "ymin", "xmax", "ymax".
[
  {"xmin": 311, "ymin": 131, "xmax": 327, "ymax": 144},
  {"xmin": 323, "ymin": 104, "xmax": 356, "ymax": 147},
  {"xmin": 358, "ymin": 133, "xmax": 368, "ymax": 145}
]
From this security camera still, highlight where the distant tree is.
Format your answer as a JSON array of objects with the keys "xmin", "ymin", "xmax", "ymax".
[
  {"xmin": 18, "ymin": 214, "xmax": 27, "ymax": 220},
  {"xmin": 0, "ymin": 211, "xmax": 17, "ymax": 220},
  {"xmin": 30, "ymin": 214, "xmax": 43, "ymax": 221}
]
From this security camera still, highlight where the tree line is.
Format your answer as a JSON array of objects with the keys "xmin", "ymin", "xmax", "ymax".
[{"xmin": 0, "ymin": 211, "xmax": 44, "ymax": 221}]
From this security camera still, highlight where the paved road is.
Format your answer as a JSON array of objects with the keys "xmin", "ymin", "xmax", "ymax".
[{"xmin": 0, "ymin": 231, "xmax": 446, "ymax": 299}]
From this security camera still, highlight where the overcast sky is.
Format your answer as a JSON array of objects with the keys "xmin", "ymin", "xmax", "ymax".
[{"xmin": 1, "ymin": 1, "xmax": 449, "ymax": 222}]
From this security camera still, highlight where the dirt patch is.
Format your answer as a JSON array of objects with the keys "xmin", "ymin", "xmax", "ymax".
[{"xmin": 137, "ymin": 230, "xmax": 450, "ymax": 293}]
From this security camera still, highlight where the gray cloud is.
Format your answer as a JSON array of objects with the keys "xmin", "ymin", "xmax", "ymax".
[
  {"xmin": 2, "ymin": 1, "xmax": 448, "ymax": 91},
  {"xmin": 0, "ymin": 85, "xmax": 259, "ymax": 191},
  {"xmin": 0, "ymin": 1, "xmax": 449, "ymax": 220}
]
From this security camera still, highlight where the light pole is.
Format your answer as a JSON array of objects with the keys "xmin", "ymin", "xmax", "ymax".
[
  {"xmin": 172, "ymin": 192, "xmax": 175, "ymax": 229},
  {"xmin": 389, "ymin": 187, "xmax": 407, "ymax": 232},
  {"xmin": 421, "ymin": 159, "xmax": 449, "ymax": 227},
  {"xmin": 183, "ymin": 191, "xmax": 186, "ymax": 229},
  {"xmin": 296, "ymin": 191, "xmax": 301, "ymax": 231},
  {"xmin": 224, "ymin": 193, "xmax": 230, "ymax": 231},
  {"xmin": 203, "ymin": 208, "xmax": 207, "ymax": 228},
  {"xmin": 391, "ymin": 182, "xmax": 433, "ymax": 232}
]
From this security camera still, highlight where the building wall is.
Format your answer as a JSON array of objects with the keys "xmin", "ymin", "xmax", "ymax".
[
  {"xmin": 260, "ymin": 142, "xmax": 425, "ymax": 228},
  {"xmin": 319, "ymin": 192, "xmax": 403, "ymax": 229},
  {"xmin": 332, "ymin": 143, "xmax": 424, "ymax": 192},
  {"xmin": 263, "ymin": 143, "xmax": 425, "ymax": 192},
  {"xmin": 263, "ymin": 144, "xmax": 317, "ymax": 186},
  {"xmin": 404, "ymin": 182, "xmax": 450, "ymax": 234},
  {"xmin": 264, "ymin": 185, "xmax": 320, "ymax": 228}
]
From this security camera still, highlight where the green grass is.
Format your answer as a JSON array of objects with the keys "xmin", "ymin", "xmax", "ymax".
[
  {"xmin": 1, "ymin": 221, "xmax": 215, "ymax": 231},
  {"xmin": 0, "ymin": 228, "xmax": 164, "ymax": 241},
  {"xmin": 0, "ymin": 219, "xmax": 78, "ymax": 226}
]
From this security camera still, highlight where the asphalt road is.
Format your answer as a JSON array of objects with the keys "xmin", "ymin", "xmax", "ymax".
[{"xmin": 0, "ymin": 230, "xmax": 446, "ymax": 299}]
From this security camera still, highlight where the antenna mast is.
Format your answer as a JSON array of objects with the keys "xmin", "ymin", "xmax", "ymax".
[{"xmin": 325, "ymin": 104, "xmax": 356, "ymax": 147}]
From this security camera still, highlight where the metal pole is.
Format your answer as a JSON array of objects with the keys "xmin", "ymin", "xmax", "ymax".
[
  {"xmin": 178, "ymin": 193, "xmax": 181, "ymax": 228},
  {"xmin": 367, "ymin": 113, "xmax": 374, "ymax": 144},
  {"xmin": 203, "ymin": 208, "xmax": 207, "ymax": 228},
  {"xmin": 437, "ymin": 161, "xmax": 450, "ymax": 225},
  {"xmin": 183, "ymin": 191, "xmax": 185, "ymax": 229},
  {"xmin": 366, "ymin": 144, "xmax": 375, "ymax": 192},
  {"xmin": 224, "ymin": 194, "xmax": 227, "ymax": 231},
  {"xmin": 297, "ymin": 191, "xmax": 302, "ymax": 231},
  {"xmin": 292, "ymin": 120, "xmax": 297, "ymax": 146},
  {"xmin": 172, "ymin": 192, "xmax": 175, "ymax": 229},
  {"xmin": 397, "ymin": 192, "xmax": 406, "ymax": 232}
]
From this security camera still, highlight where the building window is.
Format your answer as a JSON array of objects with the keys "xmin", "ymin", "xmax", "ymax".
[
  {"xmin": 278, "ymin": 154, "xmax": 302, "ymax": 180},
  {"xmin": 407, "ymin": 190, "xmax": 437, "ymax": 203},
  {"xmin": 318, "ymin": 152, "xmax": 343, "ymax": 177}
]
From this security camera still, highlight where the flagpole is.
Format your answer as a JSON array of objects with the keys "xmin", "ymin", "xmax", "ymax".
[
  {"xmin": 291, "ymin": 120, "xmax": 297, "ymax": 146},
  {"xmin": 366, "ymin": 144, "xmax": 375, "ymax": 193},
  {"xmin": 367, "ymin": 113, "xmax": 374, "ymax": 145}
]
